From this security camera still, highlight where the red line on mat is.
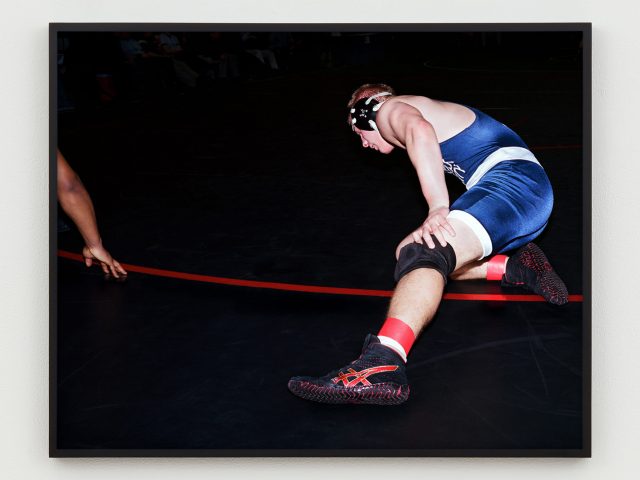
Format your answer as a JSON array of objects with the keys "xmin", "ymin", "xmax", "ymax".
[{"xmin": 57, "ymin": 250, "xmax": 583, "ymax": 303}]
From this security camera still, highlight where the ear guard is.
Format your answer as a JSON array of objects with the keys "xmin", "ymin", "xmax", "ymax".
[{"xmin": 349, "ymin": 92, "xmax": 392, "ymax": 131}]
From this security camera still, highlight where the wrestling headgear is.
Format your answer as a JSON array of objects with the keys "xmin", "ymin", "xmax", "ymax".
[{"xmin": 349, "ymin": 92, "xmax": 392, "ymax": 131}]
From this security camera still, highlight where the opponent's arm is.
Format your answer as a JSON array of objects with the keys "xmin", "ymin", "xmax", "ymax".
[{"xmin": 57, "ymin": 150, "xmax": 127, "ymax": 278}]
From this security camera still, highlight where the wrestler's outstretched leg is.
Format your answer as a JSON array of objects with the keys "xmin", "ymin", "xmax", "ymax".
[{"xmin": 288, "ymin": 219, "xmax": 482, "ymax": 405}]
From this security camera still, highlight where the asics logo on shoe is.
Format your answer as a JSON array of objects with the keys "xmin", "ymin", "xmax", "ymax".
[{"xmin": 332, "ymin": 366, "xmax": 399, "ymax": 388}]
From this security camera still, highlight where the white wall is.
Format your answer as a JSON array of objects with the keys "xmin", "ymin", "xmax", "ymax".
[{"xmin": 1, "ymin": 1, "xmax": 638, "ymax": 478}]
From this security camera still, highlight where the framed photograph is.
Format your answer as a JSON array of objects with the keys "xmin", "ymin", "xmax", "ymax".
[{"xmin": 51, "ymin": 23, "xmax": 590, "ymax": 457}]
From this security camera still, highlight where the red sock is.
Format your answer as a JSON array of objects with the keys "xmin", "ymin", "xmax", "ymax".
[
  {"xmin": 377, "ymin": 317, "xmax": 416, "ymax": 362},
  {"xmin": 486, "ymin": 254, "xmax": 508, "ymax": 281}
]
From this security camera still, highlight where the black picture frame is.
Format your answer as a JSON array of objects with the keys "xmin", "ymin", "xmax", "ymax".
[{"xmin": 50, "ymin": 23, "xmax": 591, "ymax": 457}]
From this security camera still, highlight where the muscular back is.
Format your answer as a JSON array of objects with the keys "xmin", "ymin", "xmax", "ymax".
[{"xmin": 378, "ymin": 95, "xmax": 476, "ymax": 145}]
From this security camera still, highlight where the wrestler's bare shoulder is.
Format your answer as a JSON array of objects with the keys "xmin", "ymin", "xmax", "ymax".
[
  {"xmin": 390, "ymin": 96, "xmax": 470, "ymax": 120},
  {"xmin": 387, "ymin": 95, "xmax": 476, "ymax": 142}
]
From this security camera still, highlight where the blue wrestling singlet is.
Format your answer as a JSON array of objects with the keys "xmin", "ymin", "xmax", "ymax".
[
  {"xmin": 439, "ymin": 107, "xmax": 529, "ymax": 186},
  {"xmin": 438, "ymin": 107, "xmax": 553, "ymax": 258}
]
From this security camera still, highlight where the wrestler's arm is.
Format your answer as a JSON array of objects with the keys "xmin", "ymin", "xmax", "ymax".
[
  {"xmin": 57, "ymin": 150, "xmax": 127, "ymax": 278},
  {"xmin": 385, "ymin": 103, "xmax": 455, "ymax": 248}
]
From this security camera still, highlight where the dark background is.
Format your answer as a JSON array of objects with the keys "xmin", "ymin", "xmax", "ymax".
[{"xmin": 53, "ymin": 28, "xmax": 587, "ymax": 455}]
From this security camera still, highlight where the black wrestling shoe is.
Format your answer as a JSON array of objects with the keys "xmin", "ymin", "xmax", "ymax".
[
  {"xmin": 502, "ymin": 243, "xmax": 569, "ymax": 305},
  {"xmin": 288, "ymin": 334, "xmax": 409, "ymax": 405}
]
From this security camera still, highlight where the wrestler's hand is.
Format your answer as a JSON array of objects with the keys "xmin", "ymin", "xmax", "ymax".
[
  {"xmin": 82, "ymin": 243, "xmax": 128, "ymax": 279},
  {"xmin": 412, "ymin": 206, "xmax": 455, "ymax": 249}
]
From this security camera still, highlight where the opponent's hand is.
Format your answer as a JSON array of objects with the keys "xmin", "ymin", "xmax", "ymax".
[
  {"xmin": 411, "ymin": 206, "xmax": 455, "ymax": 249},
  {"xmin": 82, "ymin": 244, "xmax": 128, "ymax": 279}
]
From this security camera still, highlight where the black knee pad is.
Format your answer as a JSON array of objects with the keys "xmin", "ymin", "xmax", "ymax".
[{"xmin": 394, "ymin": 239, "xmax": 457, "ymax": 283}]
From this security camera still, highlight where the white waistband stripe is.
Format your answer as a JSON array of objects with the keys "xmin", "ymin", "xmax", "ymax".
[{"xmin": 465, "ymin": 146, "xmax": 540, "ymax": 190}]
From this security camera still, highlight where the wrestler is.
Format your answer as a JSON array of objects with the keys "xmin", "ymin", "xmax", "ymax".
[{"xmin": 288, "ymin": 84, "xmax": 568, "ymax": 405}]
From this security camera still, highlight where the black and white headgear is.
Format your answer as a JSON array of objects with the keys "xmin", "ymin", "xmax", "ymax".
[{"xmin": 349, "ymin": 92, "xmax": 392, "ymax": 132}]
